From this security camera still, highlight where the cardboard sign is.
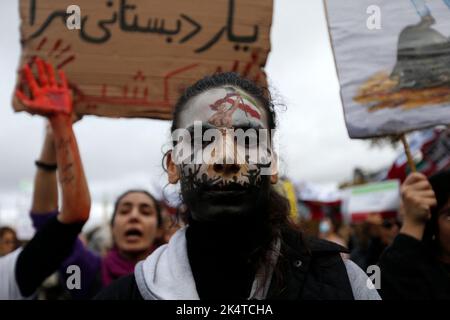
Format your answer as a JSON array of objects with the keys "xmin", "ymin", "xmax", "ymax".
[
  {"xmin": 14, "ymin": 0, "xmax": 272, "ymax": 119},
  {"xmin": 325, "ymin": 0, "xmax": 450, "ymax": 138}
]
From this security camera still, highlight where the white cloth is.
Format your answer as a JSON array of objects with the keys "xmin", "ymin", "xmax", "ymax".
[
  {"xmin": 135, "ymin": 228, "xmax": 199, "ymax": 300},
  {"xmin": 344, "ymin": 259, "xmax": 381, "ymax": 300},
  {"xmin": 0, "ymin": 248, "xmax": 28, "ymax": 300},
  {"xmin": 135, "ymin": 227, "xmax": 280, "ymax": 300},
  {"xmin": 135, "ymin": 227, "xmax": 381, "ymax": 300}
]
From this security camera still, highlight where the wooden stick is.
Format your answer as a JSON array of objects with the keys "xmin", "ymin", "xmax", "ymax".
[{"xmin": 400, "ymin": 134, "xmax": 417, "ymax": 173}]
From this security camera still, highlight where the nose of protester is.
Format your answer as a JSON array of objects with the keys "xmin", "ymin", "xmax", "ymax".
[
  {"xmin": 115, "ymin": 204, "xmax": 142, "ymax": 235},
  {"xmin": 210, "ymin": 130, "xmax": 242, "ymax": 178},
  {"xmin": 127, "ymin": 205, "xmax": 142, "ymax": 223},
  {"xmin": 123, "ymin": 205, "xmax": 148, "ymax": 235},
  {"xmin": 212, "ymin": 163, "xmax": 240, "ymax": 176}
]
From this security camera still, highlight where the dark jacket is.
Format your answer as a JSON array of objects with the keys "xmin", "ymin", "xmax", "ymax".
[
  {"xmin": 350, "ymin": 237, "xmax": 386, "ymax": 271},
  {"xmin": 378, "ymin": 234, "xmax": 450, "ymax": 300},
  {"xmin": 95, "ymin": 228, "xmax": 355, "ymax": 300}
]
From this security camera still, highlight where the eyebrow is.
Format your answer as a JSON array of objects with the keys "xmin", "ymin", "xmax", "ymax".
[
  {"xmin": 119, "ymin": 202, "xmax": 153, "ymax": 208},
  {"xmin": 119, "ymin": 202, "xmax": 132, "ymax": 208}
]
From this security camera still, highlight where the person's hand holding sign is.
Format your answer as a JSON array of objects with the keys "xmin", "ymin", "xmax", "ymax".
[
  {"xmin": 16, "ymin": 57, "xmax": 72, "ymax": 116},
  {"xmin": 400, "ymin": 172, "xmax": 437, "ymax": 240},
  {"xmin": 15, "ymin": 58, "xmax": 90, "ymax": 224}
]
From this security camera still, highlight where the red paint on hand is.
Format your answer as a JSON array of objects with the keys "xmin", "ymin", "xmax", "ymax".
[{"xmin": 16, "ymin": 57, "xmax": 72, "ymax": 116}]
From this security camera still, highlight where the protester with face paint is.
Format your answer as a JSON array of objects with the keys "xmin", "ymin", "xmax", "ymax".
[
  {"xmin": 0, "ymin": 58, "xmax": 90, "ymax": 299},
  {"xmin": 379, "ymin": 171, "xmax": 450, "ymax": 299},
  {"xmin": 95, "ymin": 73, "xmax": 380, "ymax": 300}
]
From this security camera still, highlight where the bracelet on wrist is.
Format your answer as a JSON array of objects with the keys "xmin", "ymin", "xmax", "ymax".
[{"xmin": 35, "ymin": 160, "xmax": 57, "ymax": 171}]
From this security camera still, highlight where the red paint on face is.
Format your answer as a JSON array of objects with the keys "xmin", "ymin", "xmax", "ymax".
[{"xmin": 208, "ymin": 92, "xmax": 261, "ymax": 129}]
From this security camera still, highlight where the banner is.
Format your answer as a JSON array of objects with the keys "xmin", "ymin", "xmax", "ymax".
[
  {"xmin": 13, "ymin": 0, "xmax": 272, "ymax": 119},
  {"xmin": 342, "ymin": 180, "xmax": 400, "ymax": 222},
  {"xmin": 325, "ymin": 0, "xmax": 450, "ymax": 138}
]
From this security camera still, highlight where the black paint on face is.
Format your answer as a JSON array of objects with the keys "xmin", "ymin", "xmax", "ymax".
[
  {"xmin": 176, "ymin": 87, "xmax": 273, "ymax": 223},
  {"xmin": 180, "ymin": 164, "xmax": 271, "ymax": 222}
]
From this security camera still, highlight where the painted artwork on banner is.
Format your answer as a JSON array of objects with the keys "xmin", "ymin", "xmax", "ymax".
[
  {"xmin": 325, "ymin": 0, "xmax": 450, "ymax": 138},
  {"xmin": 13, "ymin": 0, "xmax": 272, "ymax": 119}
]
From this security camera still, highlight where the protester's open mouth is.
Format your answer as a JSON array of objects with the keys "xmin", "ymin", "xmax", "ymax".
[{"xmin": 124, "ymin": 228, "xmax": 143, "ymax": 241}]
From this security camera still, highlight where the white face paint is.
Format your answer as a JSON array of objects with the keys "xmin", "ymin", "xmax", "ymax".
[
  {"xmin": 175, "ymin": 86, "xmax": 272, "ymax": 186},
  {"xmin": 174, "ymin": 86, "xmax": 274, "ymax": 222},
  {"xmin": 177, "ymin": 86, "xmax": 269, "ymax": 130}
]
